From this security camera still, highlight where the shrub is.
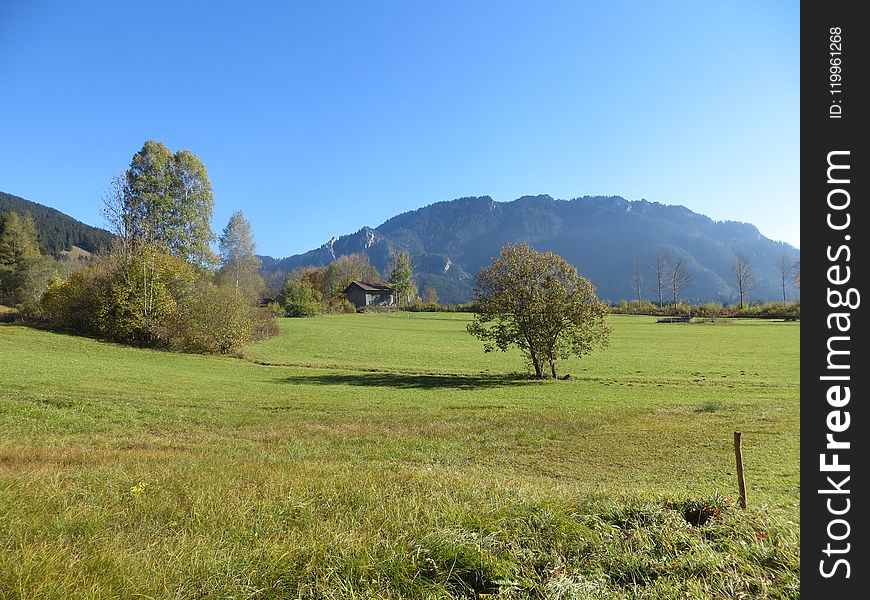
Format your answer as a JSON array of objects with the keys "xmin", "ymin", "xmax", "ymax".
[
  {"xmin": 263, "ymin": 301, "xmax": 284, "ymax": 319},
  {"xmin": 401, "ymin": 302, "xmax": 478, "ymax": 313},
  {"xmin": 281, "ymin": 279, "xmax": 322, "ymax": 317},
  {"xmin": 338, "ymin": 298, "xmax": 356, "ymax": 313},
  {"xmin": 695, "ymin": 302, "xmax": 724, "ymax": 318},
  {"xmin": 252, "ymin": 308, "xmax": 279, "ymax": 341},
  {"xmin": 42, "ymin": 250, "xmax": 195, "ymax": 344},
  {"xmin": 610, "ymin": 299, "xmax": 800, "ymax": 320},
  {"xmin": 158, "ymin": 284, "xmax": 255, "ymax": 353}
]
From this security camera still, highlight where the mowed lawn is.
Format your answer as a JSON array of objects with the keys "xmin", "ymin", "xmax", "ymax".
[{"xmin": 0, "ymin": 314, "xmax": 799, "ymax": 598}]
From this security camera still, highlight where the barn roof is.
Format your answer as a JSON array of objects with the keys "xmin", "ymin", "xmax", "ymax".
[{"xmin": 344, "ymin": 280, "xmax": 395, "ymax": 293}]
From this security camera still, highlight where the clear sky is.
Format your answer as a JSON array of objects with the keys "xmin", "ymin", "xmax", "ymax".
[{"xmin": 0, "ymin": 0, "xmax": 799, "ymax": 257}]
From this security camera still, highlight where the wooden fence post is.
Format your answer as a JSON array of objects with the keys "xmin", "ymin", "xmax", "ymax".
[{"xmin": 734, "ymin": 431, "xmax": 747, "ymax": 509}]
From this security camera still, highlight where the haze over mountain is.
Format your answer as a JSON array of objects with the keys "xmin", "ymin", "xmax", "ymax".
[{"xmin": 260, "ymin": 195, "xmax": 800, "ymax": 304}]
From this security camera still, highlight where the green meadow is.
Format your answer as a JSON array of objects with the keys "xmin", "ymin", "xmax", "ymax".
[{"xmin": 0, "ymin": 314, "xmax": 799, "ymax": 598}]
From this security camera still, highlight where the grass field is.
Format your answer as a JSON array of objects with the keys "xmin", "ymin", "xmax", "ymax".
[{"xmin": 0, "ymin": 313, "xmax": 799, "ymax": 598}]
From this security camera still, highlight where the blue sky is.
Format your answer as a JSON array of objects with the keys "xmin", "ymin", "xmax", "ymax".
[{"xmin": 0, "ymin": 1, "xmax": 799, "ymax": 257}]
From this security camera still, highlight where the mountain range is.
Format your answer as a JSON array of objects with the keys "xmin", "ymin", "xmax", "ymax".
[
  {"xmin": 259, "ymin": 195, "xmax": 800, "ymax": 304},
  {"xmin": 3, "ymin": 189, "xmax": 800, "ymax": 304}
]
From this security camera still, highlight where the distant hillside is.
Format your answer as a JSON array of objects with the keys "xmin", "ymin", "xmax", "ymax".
[
  {"xmin": 260, "ymin": 195, "xmax": 800, "ymax": 304},
  {"xmin": 0, "ymin": 191, "xmax": 114, "ymax": 255}
]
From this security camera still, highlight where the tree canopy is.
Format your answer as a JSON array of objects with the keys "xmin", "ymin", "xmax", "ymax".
[
  {"xmin": 281, "ymin": 279, "xmax": 323, "ymax": 317},
  {"xmin": 123, "ymin": 140, "xmax": 216, "ymax": 265},
  {"xmin": 467, "ymin": 243, "xmax": 610, "ymax": 379},
  {"xmin": 321, "ymin": 253, "xmax": 381, "ymax": 299},
  {"xmin": 218, "ymin": 211, "xmax": 264, "ymax": 302},
  {"xmin": 388, "ymin": 250, "xmax": 417, "ymax": 306}
]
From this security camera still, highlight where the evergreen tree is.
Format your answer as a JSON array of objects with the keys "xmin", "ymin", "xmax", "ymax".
[
  {"xmin": 1, "ymin": 191, "xmax": 113, "ymax": 255},
  {"xmin": 0, "ymin": 211, "xmax": 42, "ymax": 304},
  {"xmin": 0, "ymin": 211, "xmax": 40, "ymax": 267}
]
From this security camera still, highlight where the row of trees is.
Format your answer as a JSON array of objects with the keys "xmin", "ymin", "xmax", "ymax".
[
  {"xmin": 39, "ymin": 140, "xmax": 274, "ymax": 353},
  {"xmin": 632, "ymin": 250, "xmax": 800, "ymax": 308}
]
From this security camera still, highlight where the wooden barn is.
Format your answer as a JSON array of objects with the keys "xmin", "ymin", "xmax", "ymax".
[{"xmin": 344, "ymin": 281, "xmax": 396, "ymax": 308}]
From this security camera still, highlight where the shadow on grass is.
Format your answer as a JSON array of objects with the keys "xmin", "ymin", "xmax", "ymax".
[
  {"xmin": 9, "ymin": 319, "xmax": 127, "ymax": 341},
  {"xmin": 276, "ymin": 372, "xmax": 537, "ymax": 390}
]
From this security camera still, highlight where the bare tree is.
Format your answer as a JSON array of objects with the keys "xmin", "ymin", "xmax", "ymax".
[
  {"xmin": 793, "ymin": 260, "xmax": 800, "ymax": 292},
  {"xmin": 101, "ymin": 173, "xmax": 132, "ymax": 258},
  {"xmin": 670, "ymin": 259, "xmax": 691, "ymax": 305},
  {"xmin": 732, "ymin": 252, "xmax": 755, "ymax": 310},
  {"xmin": 100, "ymin": 173, "xmax": 138, "ymax": 294},
  {"xmin": 653, "ymin": 250, "xmax": 670, "ymax": 308},
  {"xmin": 632, "ymin": 260, "xmax": 644, "ymax": 302},
  {"xmin": 777, "ymin": 255, "xmax": 792, "ymax": 302}
]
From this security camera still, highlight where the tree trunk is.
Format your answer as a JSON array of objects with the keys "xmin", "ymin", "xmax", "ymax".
[
  {"xmin": 529, "ymin": 349, "xmax": 542, "ymax": 378},
  {"xmin": 550, "ymin": 360, "xmax": 558, "ymax": 379}
]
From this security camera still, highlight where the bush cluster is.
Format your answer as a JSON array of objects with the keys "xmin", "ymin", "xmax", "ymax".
[
  {"xmin": 610, "ymin": 299, "xmax": 800, "ymax": 319},
  {"xmin": 401, "ymin": 301, "xmax": 479, "ymax": 313},
  {"xmin": 41, "ymin": 248, "xmax": 276, "ymax": 353}
]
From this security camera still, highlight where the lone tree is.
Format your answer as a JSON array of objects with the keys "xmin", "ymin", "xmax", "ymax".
[
  {"xmin": 218, "ymin": 211, "xmax": 264, "ymax": 303},
  {"xmin": 0, "ymin": 211, "xmax": 43, "ymax": 305},
  {"xmin": 421, "ymin": 286, "xmax": 439, "ymax": 305},
  {"xmin": 632, "ymin": 260, "xmax": 644, "ymax": 302},
  {"xmin": 467, "ymin": 243, "xmax": 611, "ymax": 379},
  {"xmin": 653, "ymin": 250, "xmax": 669, "ymax": 308},
  {"xmin": 388, "ymin": 250, "xmax": 417, "ymax": 306},
  {"xmin": 731, "ymin": 252, "xmax": 755, "ymax": 309},
  {"xmin": 669, "ymin": 259, "xmax": 691, "ymax": 305},
  {"xmin": 777, "ymin": 254, "xmax": 792, "ymax": 302}
]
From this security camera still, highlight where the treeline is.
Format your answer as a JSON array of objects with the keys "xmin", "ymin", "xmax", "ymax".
[
  {"xmin": 610, "ymin": 299, "xmax": 800, "ymax": 319},
  {"xmin": 22, "ymin": 140, "xmax": 277, "ymax": 353},
  {"xmin": 0, "ymin": 191, "xmax": 114, "ymax": 255},
  {"xmin": 629, "ymin": 249, "xmax": 800, "ymax": 308}
]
